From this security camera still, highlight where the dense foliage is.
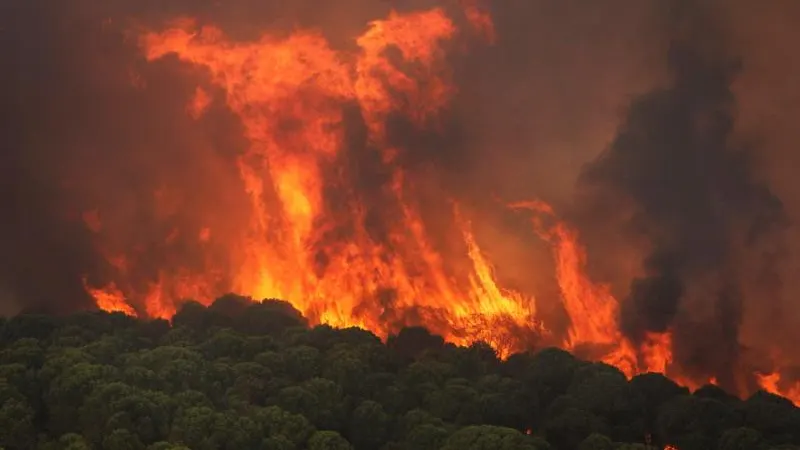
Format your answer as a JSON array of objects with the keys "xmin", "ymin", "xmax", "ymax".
[{"xmin": 0, "ymin": 295, "xmax": 798, "ymax": 450}]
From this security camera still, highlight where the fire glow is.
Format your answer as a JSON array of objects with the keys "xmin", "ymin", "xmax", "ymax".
[{"xmin": 80, "ymin": 4, "xmax": 800, "ymax": 406}]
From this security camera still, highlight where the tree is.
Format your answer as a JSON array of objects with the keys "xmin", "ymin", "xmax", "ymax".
[
  {"xmin": 322, "ymin": 348, "xmax": 369, "ymax": 396},
  {"xmin": 59, "ymin": 433, "xmax": 92, "ymax": 450},
  {"xmin": 308, "ymin": 431, "xmax": 353, "ymax": 450},
  {"xmin": 0, "ymin": 397, "xmax": 35, "ymax": 449},
  {"xmin": 425, "ymin": 378, "xmax": 482, "ymax": 425},
  {"xmin": 146, "ymin": 442, "xmax": 191, "ymax": 450},
  {"xmin": 102, "ymin": 428, "xmax": 145, "ymax": 450},
  {"xmin": 387, "ymin": 327, "xmax": 445, "ymax": 361},
  {"xmin": 441, "ymin": 425, "xmax": 547, "ymax": 450},
  {"xmin": 0, "ymin": 308, "xmax": 797, "ymax": 450},
  {"xmin": 348, "ymin": 400, "xmax": 390, "ymax": 450},
  {"xmin": 578, "ymin": 433, "xmax": 613, "ymax": 450},
  {"xmin": 742, "ymin": 391, "xmax": 800, "ymax": 446},
  {"xmin": 567, "ymin": 363, "xmax": 645, "ymax": 442},
  {"xmin": 543, "ymin": 403, "xmax": 606, "ymax": 450},
  {"xmin": 255, "ymin": 406, "xmax": 314, "ymax": 447},
  {"xmin": 45, "ymin": 363, "xmax": 119, "ymax": 435},
  {"xmin": 476, "ymin": 374, "xmax": 535, "ymax": 430},
  {"xmin": 402, "ymin": 424, "xmax": 449, "ymax": 450},
  {"xmin": 717, "ymin": 427, "xmax": 767, "ymax": 450},
  {"xmin": 629, "ymin": 372, "xmax": 688, "ymax": 436},
  {"xmin": 283, "ymin": 346, "xmax": 322, "ymax": 381},
  {"xmin": 514, "ymin": 348, "xmax": 585, "ymax": 417},
  {"xmin": 167, "ymin": 406, "xmax": 217, "ymax": 450},
  {"xmin": 656, "ymin": 395, "xmax": 740, "ymax": 450},
  {"xmin": 234, "ymin": 300, "xmax": 307, "ymax": 336}
]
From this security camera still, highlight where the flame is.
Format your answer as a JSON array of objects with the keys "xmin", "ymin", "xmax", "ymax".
[
  {"xmin": 82, "ymin": 278, "xmax": 137, "ymax": 317},
  {"xmin": 81, "ymin": 7, "xmax": 543, "ymax": 356},
  {"xmin": 510, "ymin": 201, "xmax": 671, "ymax": 378},
  {"xmin": 640, "ymin": 332, "xmax": 673, "ymax": 374},
  {"xmin": 757, "ymin": 372, "xmax": 800, "ymax": 406},
  {"xmin": 85, "ymin": 5, "xmax": 667, "ymax": 377},
  {"xmin": 79, "ymin": 5, "xmax": 800, "ymax": 406}
]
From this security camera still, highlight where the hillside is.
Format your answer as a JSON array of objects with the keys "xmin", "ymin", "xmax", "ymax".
[{"xmin": 0, "ymin": 295, "xmax": 798, "ymax": 450}]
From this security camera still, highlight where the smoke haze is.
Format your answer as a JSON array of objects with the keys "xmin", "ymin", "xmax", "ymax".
[{"xmin": 1, "ymin": 0, "xmax": 800, "ymax": 391}]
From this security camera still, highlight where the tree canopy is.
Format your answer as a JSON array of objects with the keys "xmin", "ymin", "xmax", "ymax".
[{"xmin": 0, "ymin": 296, "xmax": 798, "ymax": 450}]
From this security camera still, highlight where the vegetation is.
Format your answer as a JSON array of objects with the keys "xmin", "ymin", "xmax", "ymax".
[{"xmin": 0, "ymin": 295, "xmax": 798, "ymax": 450}]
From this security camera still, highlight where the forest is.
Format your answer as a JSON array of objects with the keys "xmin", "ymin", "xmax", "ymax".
[{"xmin": 0, "ymin": 295, "xmax": 798, "ymax": 450}]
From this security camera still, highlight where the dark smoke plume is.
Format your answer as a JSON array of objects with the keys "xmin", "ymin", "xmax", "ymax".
[{"xmin": 575, "ymin": 2, "xmax": 788, "ymax": 388}]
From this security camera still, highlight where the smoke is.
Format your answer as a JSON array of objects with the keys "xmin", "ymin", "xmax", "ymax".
[
  {"xmin": 1, "ymin": 0, "xmax": 800, "ymax": 389},
  {"xmin": 572, "ymin": 0, "xmax": 789, "ymax": 388},
  {"xmin": 0, "ymin": 0, "xmax": 660, "ymax": 313}
]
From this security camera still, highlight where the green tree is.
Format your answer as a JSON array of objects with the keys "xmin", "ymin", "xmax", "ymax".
[
  {"xmin": 1, "ymin": 306, "xmax": 799, "ymax": 450},
  {"xmin": 0, "ymin": 338, "xmax": 45, "ymax": 367},
  {"xmin": 146, "ymin": 442, "xmax": 191, "ymax": 450},
  {"xmin": 59, "ymin": 433, "xmax": 92, "ymax": 450},
  {"xmin": 543, "ymin": 403, "xmax": 606, "ymax": 450},
  {"xmin": 283, "ymin": 346, "xmax": 322, "ymax": 381},
  {"xmin": 387, "ymin": 327, "xmax": 445, "ymax": 362},
  {"xmin": 228, "ymin": 361, "xmax": 272, "ymax": 404},
  {"xmin": 102, "ymin": 428, "xmax": 145, "ymax": 450},
  {"xmin": 629, "ymin": 372, "xmax": 688, "ymax": 438},
  {"xmin": 742, "ymin": 391, "xmax": 800, "ymax": 446},
  {"xmin": 234, "ymin": 300, "xmax": 307, "ymax": 337},
  {"xmin": 656, "ymin": 395, "xmax": 740, "ymax": 450},
  {"xmin": 718, "ymin": 427, "xmax": 767, "ymax": 450},
  {"xmin": 199, "ymin": 329, "xmax": 248, "ymax": 361},
  {"xmin": 322, "ymin": 347, "xmax": 368, "ymax": 396},
  {"xmin": 402, "ymin": 424, "xmax": 449, "ymax": 450},
  {"xmin": 424, "ymin": 378, "xmax": 482, "ymax": 425},
  {"xmin": 261, "ymin": 435, "xmax": 295, "ymax": 450},
  {"xmin": 168, "ymin": 406, "xmax": 217, "ymax": 450},
  {"xmin": 476, "ymin": 374, "xmax": 535, "ymax": 430},
  {"xmin": 510, "ymin": 348, "xmax": 585, "ymax": 417},
  {"xmin": 567, "ymin": 363, "xmax": 645, "ymax": 442},
  {"xmin": 441, "ymin": 425, "xmax": 547, "ymax": 450},
  {"xmin": 0, "ymin": 397, "xmax": 35, "ymax": 449},
  {"xmin": 348, "ymin": 400, "xmax": 390, "ymax": 450},
  {"xmin": 255, "ymin": 405, "xmax": 314, "ymax": 447},
  {"xmin": 578, "ymin": 433, "xmax": 613, "ymax": 450},
  {"xmin": 0, "ymin": 315, "xmax": 56, "ymax": 342},
  {"xmin": 276, "ymin": 378, "xmax": 345, "ymax": 431},
  {"xmin": 45, "ymin": 363, "xmax": 119, "ymax": 435},
  {"xmin": 308, "ymin": 431, "xmax": 353, "ymax": 450},
  {"xmin": 211, "ymin": 410, "xmax": 263, "ymax": 450}
]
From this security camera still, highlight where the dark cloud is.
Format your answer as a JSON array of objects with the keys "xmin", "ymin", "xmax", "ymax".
[{"xmin": 573, "ymin": 0, "xmax": 789, "ymax": 388}]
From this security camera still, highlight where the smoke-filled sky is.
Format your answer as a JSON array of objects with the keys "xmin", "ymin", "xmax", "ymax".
[{"xmin": 1, "ymin": 0, "xmax": 800, "ymax": 382}]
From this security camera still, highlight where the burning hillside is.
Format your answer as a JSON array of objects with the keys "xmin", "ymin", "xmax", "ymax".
[{"xmin": 2, "ymin": 0, "xmax": 800, "ymax": 406}]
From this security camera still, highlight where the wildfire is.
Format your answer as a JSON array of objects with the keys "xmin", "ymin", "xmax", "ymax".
[
  {"xmin": 757, "ymin": 372, "xmax": 800, "ymax": 406},
  {"xmin": 78, "ymin": 3, "xmax": 800, "ymax": 406},
  {"xmin": 85, "ymin": 5, "xmax": 546, "ymax": 356},
  {"xmin": 82, "ymin": 278, "xmax": 137, "ymax": 317}
]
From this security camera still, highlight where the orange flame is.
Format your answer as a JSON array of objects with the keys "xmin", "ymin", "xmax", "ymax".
[
  {"xmin": 81, "ymin": 7, "xmax": 544, "ymax": 356},
  {"xmin": 85, "ymin": 5, "xmax": 662, "ymax": 373},
  {"xmin": 79, "ymin": 5, "xmax": 800, "ymax": 407},
  {"xmin": 82, "ymin": 278, "xmax": 137, "ymax": 317},
  {"xmin": 757, "ymin": 372, "xmax": 800, "ymax": 406}
]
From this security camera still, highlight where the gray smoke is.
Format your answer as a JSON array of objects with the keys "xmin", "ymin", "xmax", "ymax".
[{"xmin": 574, "ymin": 1, "xmax": 788, "ymax": 389}]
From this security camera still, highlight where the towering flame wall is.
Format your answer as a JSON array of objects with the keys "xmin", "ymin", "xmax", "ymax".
[{"xmin": 2, "ymin": 0, "xmax": 800, "ymax": 405}]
